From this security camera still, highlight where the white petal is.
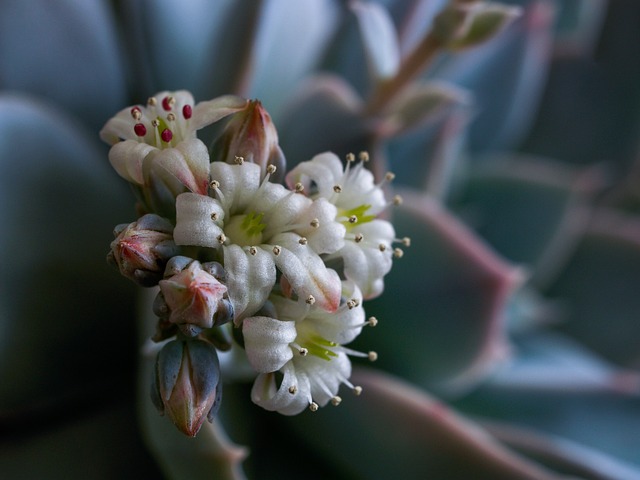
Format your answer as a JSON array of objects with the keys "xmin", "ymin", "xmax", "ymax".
[
  {"xmin": 100, "ymin": 107, "xmax": 139, "ymax": 145},
  {"xmin": 295, "ymin": 197, "xmax": 345, "ymax": 255},
  {"xmin": 223, "ymin": 244, "xmax": 276, "ymax": 322},
  {"xmin": 243, "ymin": 316, "xmax": 296, "ymax": 372},
  {"xmin": 210, "ymin": 161, "xmax": 262, "ymax": 213},
  {"xmin": 308, "ymin": 281, "xmax": 366, "ymax": 345},
  {"xmin": 151, "ymin": 138, "xmax": 210, "ymax": 195},
  {"xmin": 174, "ymin": 192, "xmax": 225, "ymax": 247},
  {"xmin": 270, "ymin": 232, "xmax": 341, "ymax": 312},
  {"xmin": 251, "ymin": 362, "xmax": 311, "ymax": 415},
  {"xmin": 297, "ymin": 352, "xmax": 351, "ymax": 407},
  {"xmin": 285, "ymin": 151, "xmax": 343, "ymax": 199},
  {"xmin": 107, "ymin": 140, "xmax": 156, "ymax": 184},
  {"xmin": 192, "ymin": 94, "xmax": 248, "ymax": 131}
]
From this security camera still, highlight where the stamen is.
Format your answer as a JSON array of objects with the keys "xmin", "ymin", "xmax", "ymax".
[
  {"xmin": 217, "ymin": 233, "xmax": 226, "ymax": 244},
  {"xmin": 147, "ymin": 97, "xmax": 157, "ymax": 107},
  {"xmin": 379, "ymin": 243, "xmax": 387, "ymax": 252},
  {"xmin": 234, "ymin": 155, "xmax": 244, "ymax": 165},
  {"xmin": 288, "ymin": 385, "xmax": 297, "ymax": 395},
  {"xmin": 210, "ymin": 212, "xmax": 218, "ymax": 221},
  {"xmin": 384, "ymin": 172, "xmax": 395, "ymax": 182},
  {"xmin": 346, "ymin": 298, "xmax": 360, "ymax": 310},
  {"xmin": 333, "ymin": 185, "xmax": 343, "ymax": 193},
  {"xmin": 306, "ymin": 295, "xmax": 316, "ymax": 305},
  {"xmin": 400, "ymin": 237, "xmax": 411, "ymax": 247},
  {"xmin": 348, "ymin": 215, "xmax": 358, "ymax": 224},
  {"xmin": 368, "ymin": 316, "xmax": 378, "ymax": 327},
  {"xmin": 354, "ymin": 233, "xmax": 363, "ymax": 243},
  {"xmin": 309, "ymin": 402, "xmax": 319, "ymax": 412},
  {"xmin": 182, "ymin": 104, "xmax": 193, "ymax": 120},
  {"xmin": 393, "ymin": 248, "xmax": 404, "ymax": 258},
  {"xmin": 151, "ymin": 119, "xmax": 161, "ymax": 146},
  {"xmin": 272, "ymin": 245, "xmax": 281, "ymax": 256},
  {"xmin": 160, "ymin": 128, "xmax": 173, "ymax": 143},
  {"xmin": 359, "ymin": 151, "xmax": 370, "ymax": 162},
  {"xmin": 267, "ymin": 164, "xmax": 277, "ymax": 175},
  {"xmin": 298, "ymin": 237, "xmax": 308, "ymax": 245},
  {"xmin": 133, "ymin": 123, "xmax": 147, "ymax": 137},
  {"xmin": 393, "ymin": 195, "xmax": 403, "ymax": 206},
  {"xmin": 345, "ymin": 152, "xmax": 355, "ymax": 163},
  {"xmin": 130, "ymin": 107, "xmax": 142, "ymax": 121},
  {"xmin": 162, "ymin": 96, "xmax": 175, "ymax": 111},
  {"xmin": 310, "ymin": 218, "xmax": 320, "ymax": 228},
  {"xmin": 209, "ymin": 180, "xmax": 220, "ymax": 189},
  {"xmin": 166, "ymin": 113, "xmax": 176, "ymax": 122},
  {"xmin": 368, "ymin": 351, "xmax": 378, "ymax": 361},
  {"xmin": 294, "ymin": 182, "xmax": 304, "ymax": 193},
  {"xmin": 331, "ymin": 396, "xmax": 342, "ymax": 406},
  {"xmin": 249, "ymin": 246, "xmax": 258, "ymax": 256},
  {"xmin": 353, "ymin": 386, "xmax": 363, "ymax": 396}
]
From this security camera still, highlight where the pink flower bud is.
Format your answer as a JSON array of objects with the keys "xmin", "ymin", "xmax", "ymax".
[{"xmin": 107, "ymin": 214, "xmax": 178, "ymax": 286}]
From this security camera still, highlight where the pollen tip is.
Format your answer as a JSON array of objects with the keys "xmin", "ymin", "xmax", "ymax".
[
  {"xmin": 309, "ymin": 402, "xmax": 319, "ymax": 412},
  {"xmin": 348, "ymin": 215, "xmax": 358, "ymax": 224},
  {"xmin": 402, "ymin": 236, "xmax": 411, "ymax": 247},
  {"xmin": 368, "ymin": 316, "xmax": 378, "ymax": 327},
  {"xmin": 353, "ymin": 386, "xmax": 363, "ymax": 396},
  {"xmin": 234, "ymin": 155, "xmax": 244, "ymax": 165},
  {"xmin": 210, "ymin": 180, "xmax": 220, "ymax": 189},
  {"xmin": 249, "ymin": 246, "xmax": 258, "ymax": 256},
  {"xmin": 333, "ymin": 185, "xmax": 342, "ymax": 193},
  {"xmin": 310, "ymin": 218, "xmax": 320, "ymax": 228},
  {"xmin": 393, "ymin": 195, "xmax": 403, "ymax": 206},
  {"xmin": 299, "ymin": 347, "xmax": 309, "ymax": 356},
  {"xmin": 354, "ymin": 233, "xmax": 363, "ymax": 243},
  {"xmin": 368, "ymin": 351, "xmax": 378, "ymax": 362},
  {"xmin": 210, "ymin": 212, "xmax": 218, "ymax": 221},
  {"xmin": 217, "ymin": 233, "xmax": 226, "ymax": 244},
  {"xmin": 272, "ymin": 245, "xmax": 281, "ymax": 256},
  {"xmin": 331, "ymin": 396, "xmax": 342, "ymax": 406},
  {"xmin": 359, "ymin": 151, "xmax": 370, "ymax": 162},
  {"xmin": 294, "ymin": 182, "xmax": 305, "ymax": 193},
  {"xmin": 298, "ymin": 237, "xmax": 308, "ymax": 245},
  {"xmin": 393, "ymin": 248, "xmax": 404, "ymax": 258},
  {"xmin": 306, "ymin": 295, "xmax": 316, "ymax": 305},
  {"xmin": 378, "ymin": 243, "xmax": 387, "ymax": 252},
  {"xmin": 162, "ymin": 95, "xmax": 175, "ymax": 111},
  {"xmin": 166, "ymin": 112, "xmax": 176, "ymax": 122},
  {"xmin": 147, "ymin": 97, "xmax": 157, "ymax": 107},
  {"xmin": 346, "ymin": 152, "xmax": 355, "ymax": 162},
  {"xmin": 267, "ymin": 164, "xmax": 277, "ymax": 174},
  {"xmin": 288, "ymin": 385, "xmax": 298, "ymax": 395},
  {"xmin": 160, "ymin": 128, "xmax": 173, "ymax": 143},
  {"xmin": 385, "ymin": 172, "xmax": 395, "ymax": 182}
]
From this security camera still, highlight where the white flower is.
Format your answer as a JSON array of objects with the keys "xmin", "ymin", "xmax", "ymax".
[
  {"xmin": 286, "ymin": 152, "xmax": 402, "ymax": 299},
  {"xmin": 243, "ymin": 281, "xmax": 376, "ymax": 415},
  {"xmin": 99, "ymin": 90, "xmax": 248, "ymax": 193},
  {"xmin": 173, "ymin": 160, "xmax": 345, "ymax": 320}
]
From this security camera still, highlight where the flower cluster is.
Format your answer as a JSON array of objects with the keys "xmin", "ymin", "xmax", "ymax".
[{"xmin": 102, "ymin": 91, "xmax": 406, "ymax": 435}]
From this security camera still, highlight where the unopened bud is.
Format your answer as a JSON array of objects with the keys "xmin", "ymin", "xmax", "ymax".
[
  {"xmin": 107, "ymin": 214, "xmax": 178, "ymax": 287},
  {"xmin": 210, "ymin": 100, "xmax": 286, "ymax": 181},
  {"xmin": 156, "ymin": 257, "xmax": 233, "ymax": 336},
  {"xmin": 151, "ymin": 339, "xmax": 222, "ymax": 437}
]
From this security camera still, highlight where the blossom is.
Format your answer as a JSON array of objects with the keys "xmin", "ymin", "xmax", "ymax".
[
  {"xmin": 243, "ymin": 281, "xmax": 377, "ymax": 415},
  {"xmin": 99, "ymin": 91, "xmax": 248, "ymax": 195},
  {"xmin": 286, "ymin": 151, "xmax": 404, "ymax": 298},
  {"xmin": 173, "ymin": 160, "xmax": 344, "ymax": 320}
]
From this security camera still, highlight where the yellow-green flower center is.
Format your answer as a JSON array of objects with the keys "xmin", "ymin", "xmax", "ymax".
[
  {"xmin": 224, "ymin": 211, "xmax": 266, "ymax": 246},
  {"xmin": 340, "ymin": 204, "xmax": 375, "ymax": 230}
]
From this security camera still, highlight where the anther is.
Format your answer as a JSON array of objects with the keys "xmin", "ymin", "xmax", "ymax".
[
  {"xmin": 299, "ymin": 347, "xmax": 309, "ymax": 356},
  {"xmin": 348, "ymin": 215, "xmax": 358, "ymax": 224},
  {"xmin": 130, "ymin": 107, "xmax": 142, "ymax": 120},
  {"xmin": 298, "ymin": 237, "xmax": 308, "ymax": 245},
  {"xmin": 346, "ymin": 152, "xmax": 355, "ymax": 162},
  {"xmin": 210, "ymin": 180, "xmax": 220, "ymax": 189},
  {"xmin": 310, "ymin": 218, "xmax": 320, "ymax": 228},
  {"xmin": 272, "ymin": 245, "xmax": 281, "ymax": 256},
  {"xmin": 166, "ymin": 113, "xmax": 176, "ymax": 122},
  {"xmin": 331, "ymin": 396, "xmax": 342, "ymax": 406},
  {"xmin": 368, "ymin": 351, "xmax": 378, "ymax": 362},
  {"xmin": 267, "ymin": 164, "xmax": 277, "ymax": 174},
  {"xmin": 133, "ymin": 123, "xmax": 147, "ymax": 137},
  {"xmin": 249, "ymin": 246, "xmax": 258, "ymax": 256},
  {"xmin": 147, "ymin": 97, "xmax": 157, "ymax": 107},
  {"xmin": 385, "ymin": 172, "xmax": 395, "ymax": 182},
  {"xmin": 393, "ymin": 195, "xmax": 403, "ymax": 206},
  {"xmin": 394, "ymin": 248, "xmax": 404, "ymax": 258},
  {"xmin": 359, "ymin": 151, "xmax": 370, "ymax": 162},
  {"xmin": 306, "ymin": 295, "xmax": 316, "ymax": 305},
  {"xmin": 354, "ymin": 233, "xmax": 364, "ymax": 243},
  {"xmin": 151, "ymin": 119, "xmax": 160, "ymax": 128},
  {"xmin": 333, "ymin": 185, "xmax": 343, "ymax": 193},
  {"xmin": 288, "ymin": 385, "xmax": 297, "ymax": 395},
  {"xmin": 182, "ymin": 104, "xmax": 193, "ymax": 120},
  {"xmin": 217, "ymin": 233, "xmax": 226, "ymax": 244},
  {"xmin": 294, "ymin": 182, "xmax": 304, "ymax": 193},
  {"xmin": 353, "ymin": 386, "xmax": 363, "ymax": 396},
  {"xmin": 346, "ymin": 299, "xmax": 359, "ymax": 310},
  {"xmin": 162, "ymin": 96, "xmax": 175, "ymax": 111},
  {"xmin": 309, "ymin": 402, "xmax": 319, "ymax": 412},
  {"xmin": 379, "ymin": 244, "xmax": 387, "ymax": 252},
  {"xmin": 234, "ymin": 155, "xmax": 244, "ymax": 165},
  {"xmin": 210, "ymin": 212, "xmax": 218, "ymax": 221},
  {"xmin": 160, "ymin": 128, "xmax": 173, "ymax": 143},
  {"xmin": 368, "ymin": 316, "xmax": 378, "ymax": 327},
  {"xmin": 402, "ymin": 237, "xmax": 411, "ymax": 247}
]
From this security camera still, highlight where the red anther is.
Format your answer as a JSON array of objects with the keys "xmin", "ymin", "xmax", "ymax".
[
  {"xmin": 162, "ymin": 96, "xmax": 174, "ymax": 111},
  {"xmin": 134, "ymin": 123, "xmax": 147, "ymax": 137},
  {"xmin": 182, "ymin": 104, "xmax": 193, "ymax": 120},
  {"xmin": 161, "ymin": 128, "xmax": 173, "ymax": 143},
  {"xmin": 130, "ymin": 106, "xmax": 142, "ymax": 120}
]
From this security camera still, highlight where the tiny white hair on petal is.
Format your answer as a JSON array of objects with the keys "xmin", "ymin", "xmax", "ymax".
[
  {"xmin": 243, "ymin": 316, "xmax": 297, "ymax": 373},
  {"xmin": 174, "ymin": 193, "xmax": 225, "ymax": 247}
]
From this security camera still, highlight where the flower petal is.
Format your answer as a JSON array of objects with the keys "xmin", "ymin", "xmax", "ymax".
[
  {"xmin": 192, "ymin": 95, "xmax": 249, "ymax": 131},
  {"xmin": 174, "ymin": 193, "xmax": 225, "ymax": 248},
  {"xmin": 251, "ymin": 363, "xmax": 311, "ymax": 416},
  {"xmin": 150, "ymin": 138, "xmax": 210, "ymax": 195},
  {"xmin": 270, "ymin": 232, "xmax": 342, "ymax": 312},
  {"xmin": 243, "ymin": 316, "xmax": 296, "ymax": 373},
  {"xmin": 223, "ymin": 244, "xmax": 276, "ymax": 322},
  {"xmin": 108, "ymin": 140, "xmax": 155, "ymax": 185}
]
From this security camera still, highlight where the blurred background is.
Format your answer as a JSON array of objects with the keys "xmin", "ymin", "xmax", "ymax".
[{"xmin": 1, "ymin": 0, "xmax": 639, "ymax": 478}]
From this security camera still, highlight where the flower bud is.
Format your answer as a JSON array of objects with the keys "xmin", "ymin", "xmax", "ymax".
[
  {"xmin": 157, "ymin": 256, "xmax": 233, "ymax": 336},
  {"xmin": 107, "ymin": 214, "xmax": 178, "ymax": 287},
  {"xmin": 432, "ymin": 1, "xmax": 521, "ymax": 51},
  {"xmin": 211, "ymin": 100, "xmax": 286, "ymax": 181},
  {"xmin": 151, "ymin": 339, "xmax": 222, "ymax": 437}
]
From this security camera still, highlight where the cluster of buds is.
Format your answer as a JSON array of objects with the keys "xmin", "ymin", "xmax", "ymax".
[{"xmin": 101, "ymin": 90, "xmax": 407, "ymax": 435}]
